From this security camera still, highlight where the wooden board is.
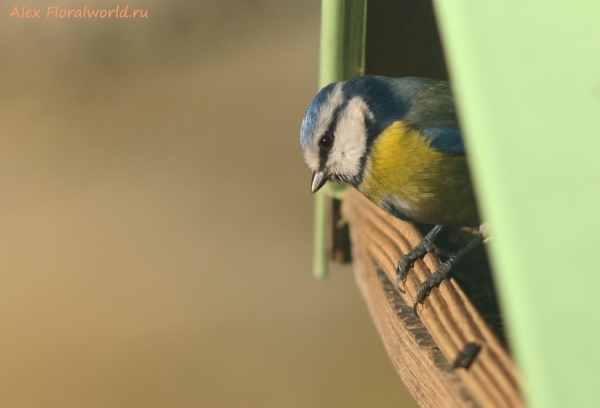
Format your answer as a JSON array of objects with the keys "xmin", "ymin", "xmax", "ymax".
[{"xmin": 342, "ymin": 188, "xmax": 523, "ymax": 408}]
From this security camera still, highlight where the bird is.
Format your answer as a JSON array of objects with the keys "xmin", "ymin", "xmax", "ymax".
[{"xmin": 300, "ymin": 75, "xmax": 484, "ymax": 314}]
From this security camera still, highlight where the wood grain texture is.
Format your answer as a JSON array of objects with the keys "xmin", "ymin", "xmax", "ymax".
[{"xmin": 342, "ymin": 188, "xmax": 523, "ymax": 408}]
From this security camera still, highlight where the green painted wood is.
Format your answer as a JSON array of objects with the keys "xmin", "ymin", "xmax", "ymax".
[
  {"xmin": 313, "ymin": 0, "xmax": 366, "ymax": 278},
  {"xmin": 433, "ymin": 1, "xmax": 600, "ymax": 407}
]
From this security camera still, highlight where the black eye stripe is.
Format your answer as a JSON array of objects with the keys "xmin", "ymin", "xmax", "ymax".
[
  {"xmin": 318, "ymin": 133, "xmax": 333, "ymax": 150},
  {"xmin": 317, "ymin": 105, "xmax": 341, "ymax": 167},
  {"xmin": 322, "ymin": 106, "xmax": 341, "ymax": 146}
]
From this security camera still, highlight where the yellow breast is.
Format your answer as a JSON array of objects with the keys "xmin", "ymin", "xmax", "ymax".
[{"xmin": 359, "ymin": 121, "xmax": 478, "ymax": 226}]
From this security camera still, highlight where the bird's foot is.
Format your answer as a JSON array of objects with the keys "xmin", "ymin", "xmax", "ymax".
[
  {"xmin": 412, "ymin": 256, "xmax": 457, "ymax": 313},
  {"xmin": 396, "ymin": 225, "xmax": 445, "ymax": 292},
  {"xmin": 412, "ymin": 233, "xmax": 485, "ymax": 315}
]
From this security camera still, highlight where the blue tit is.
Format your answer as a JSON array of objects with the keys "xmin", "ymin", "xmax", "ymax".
[{"xmin": 300, "ymin": 75, "xmax": 484, "ymax": 312}]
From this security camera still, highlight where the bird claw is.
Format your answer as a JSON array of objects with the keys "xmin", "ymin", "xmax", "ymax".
[
  {"xmin": 395, "ymin": 225, "xmax": 445, "ymax": 293},
  {"xmin": 395, "ymin": 256, "xmax": 414, "ymax": 293},
  {"xmin": 412, "ymin": 261, "xmax": 454, "ymax": 315},
  {"xmin": 395, "ymin": 273, "xmax": 406, "ymax": 293},
  {"xmin": 411, "ymin": 232, "xmax": 484, "ymax": 314},
  {"xmin": 412, "ymin": 300, "xmax": 420, "ymax": 316}
]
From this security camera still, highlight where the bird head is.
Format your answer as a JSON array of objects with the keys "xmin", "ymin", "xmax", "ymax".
[{"xmin": 300, "ymin": 75, "xmax": 413, "ymax": 193}]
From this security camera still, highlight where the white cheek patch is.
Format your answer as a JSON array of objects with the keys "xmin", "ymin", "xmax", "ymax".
[
  {"xmin": 303, "ymin": 148, "xmax": 320, "ymax": 171},
  {"xmin": 303, "ymin": 83, "xmax": 345, "ymax": 171},
  {"xmin": 327, "ymin": 97, "xmax": 374, "ymax": 178}
]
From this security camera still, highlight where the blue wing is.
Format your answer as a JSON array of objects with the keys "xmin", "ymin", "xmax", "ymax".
[
  {"xmin": 420, "ymin": 126, "xmax": 465, "ymax": 156},
  {"xmin": 387, "ymin": 77, "xmax": 466, "ymax": 156}
]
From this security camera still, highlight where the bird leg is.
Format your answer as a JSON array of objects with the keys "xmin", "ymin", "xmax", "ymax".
[
  {"xmin": 412, "ymin": 232, "xmax": 484, "ymax": 315},
  {"xmin": 396, "ymin": 225, "xmax": 450, "ymax": 291}
]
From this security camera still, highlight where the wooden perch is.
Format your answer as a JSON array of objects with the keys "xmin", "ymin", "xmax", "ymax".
[{"xmin": 341, "ymin": 188, "xmax": 523, "ymax": 408}]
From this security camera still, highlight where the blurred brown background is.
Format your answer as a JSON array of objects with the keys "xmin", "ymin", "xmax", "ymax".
[{"xmin": 0, "ymin": 0, "xmax": 418, "ymax": 406}]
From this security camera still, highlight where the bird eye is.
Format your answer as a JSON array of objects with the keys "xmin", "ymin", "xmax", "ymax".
[{"xmin": 318, "ymin": 134, "xmax": 333, "ymax": 151}]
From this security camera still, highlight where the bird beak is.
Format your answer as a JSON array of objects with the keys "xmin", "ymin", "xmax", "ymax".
[{"xmin": 311, "ymin": 170, "xmax": 328, "ymax": 193}]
